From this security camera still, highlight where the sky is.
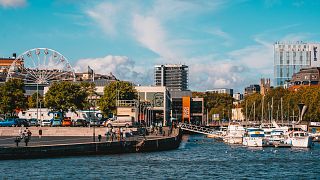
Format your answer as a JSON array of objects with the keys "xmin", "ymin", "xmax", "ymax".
[{"xmin": 1, "ymin": 0, "xmax": 320, "ymax": 92}]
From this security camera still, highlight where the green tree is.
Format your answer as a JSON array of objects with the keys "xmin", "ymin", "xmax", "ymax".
[
  {"xmin": 44, "ymin": 81, "xmax": 88, "ymax": 112},
  {"xmin": 99, "ymin": 81, "xmax": 137, "ymax": 115},
  {"xmin": 192, "ymin": 92, "xmax": 233, "ymax": 120},
  {"xmin": 0, "ymin": 79, "xmax": 27, "ymax": 116},
  {"xmin": 27, "ymin": 92, "xmax": 44, "ymax": 108},
  {"xmin": 79, "ymin": 82, "xmax": 98, "ymax": 110}
]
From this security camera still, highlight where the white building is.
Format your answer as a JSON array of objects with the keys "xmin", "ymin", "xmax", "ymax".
[
  {"xmin": 233, "ymin": 92, "xmax": 243, "ymax": 101},
  {"xmin": 206, "ymin": 88, "xmax": 233, "ymax": 96},
  {"xmin": 274, "ymin": 41, "xmax": 320, "ymax": 86}
]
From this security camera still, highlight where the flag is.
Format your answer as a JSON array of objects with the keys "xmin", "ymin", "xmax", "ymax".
[{"xmin": 88, "ymin": 66, "xmax": 94, "ymax": 75}]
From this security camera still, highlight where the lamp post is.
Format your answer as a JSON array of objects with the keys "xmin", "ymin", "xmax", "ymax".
[{"xmin": 36, "ymin": 83, "xmax": 39, "ymax": 122}]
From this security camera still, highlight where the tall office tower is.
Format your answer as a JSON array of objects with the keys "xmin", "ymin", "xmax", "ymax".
[
  {"xmin": 274, "ymin": 41, "xmax": 320, "ymax": 86},
  {"xmin": 154, "ymin": 64, "xmax": 188, "ymax": 91}
]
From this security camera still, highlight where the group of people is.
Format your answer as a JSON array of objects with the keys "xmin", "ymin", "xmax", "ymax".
[
  {"xmin": 19, "ymin": 127, "xmax": 32, "ymax": 140},
  {"xmin": 105, "ymin": 127, "xmax": 133, "ymax": 142},
  {"xmin": 16, "ymin": 127, "xmax": 32, "ymax": 146}
]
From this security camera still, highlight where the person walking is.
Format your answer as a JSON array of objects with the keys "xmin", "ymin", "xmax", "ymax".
[
  {"xmin": 120, "ymin": 127, "xmax": 123, "ymax": 140},
  {"xmin": 111, "ymin": 127, "xmax": 116, "ymax": 141},
  {"xmin": 105, "ymin": 127, "xmax": 110, "ymax": 141},
  {"xmin": 122, "ymin": 129, "xmax": 126, "ymax": 141},
  {"xmin": 27, "ymin": 129, "xmax": 32, "ymax": 140}
]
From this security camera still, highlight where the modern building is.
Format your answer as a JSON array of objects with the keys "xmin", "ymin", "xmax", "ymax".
[
  {"xmin": 135, "ymin": 86, "xmax": 171, "ymax": 126},
  {"xmin": 206, "ymin": 88, "xmax": 233, "ymax": 96},
  {"xmin": 171, "ymin": 96, "xmax": 204, "ymax": 125},
  {"xmin": 274, "ymin": 41, "xmax": 320, "ymax": 86},
  {"xmin": 154, "ymin": 64, "xmax": 188, "ymax": 91},
  {"xmin": 244, "ymin": 84, "xmax": 260, "ymax": 96},
  {"xmin": 288, "ymin": 67, "xmax": 320, "ymax": 91}
]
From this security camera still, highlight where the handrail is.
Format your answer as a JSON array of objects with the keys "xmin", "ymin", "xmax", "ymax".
[{"xmin": 178, "ymin": 123, "xmax": 218, "ymax": 135}]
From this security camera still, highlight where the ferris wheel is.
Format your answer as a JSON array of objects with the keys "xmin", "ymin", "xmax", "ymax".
[{"xmin": 6, "ymin": 48, "xmax": 76, "ymax": 84}]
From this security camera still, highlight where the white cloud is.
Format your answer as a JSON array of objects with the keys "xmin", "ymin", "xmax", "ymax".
[
  {"xmin": 189, "ymin": 61, "xmax": 247, "ymax": 91},
  {"xmin": 74, "ymin": 55, "xmax": 152, "ymax": 85},
  {"xmin": 0, "ymin": 0, "xmax": 26, "ymax": 8},
  {"xmin": 86, "ymin": 2, "xmax": 120, "ymax": 36},
  {"xmin": 132, "ymin": 14, "xmax": 178, "ymax": 59},
  {"xmin": 229, "ymin": 38, "xmax": 273, "ymax": 74},
  {"xmin": 206, "ymin": 27, "xmax": 233, "ymax": 46}
]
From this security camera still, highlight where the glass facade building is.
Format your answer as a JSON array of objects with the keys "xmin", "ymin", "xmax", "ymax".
[{"xmin": 274, "ymin": 42, "xmax": 320, "ymax": 86}]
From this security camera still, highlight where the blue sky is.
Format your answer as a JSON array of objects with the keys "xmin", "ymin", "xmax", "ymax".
[{"xmin": 1, "ymin": 0, "xmax": 320, "ymax": 92}]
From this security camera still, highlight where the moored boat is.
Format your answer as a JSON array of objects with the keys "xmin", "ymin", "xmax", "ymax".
[
  {"xmin": 223, "ymin": 124, "xmax": 245, "ymax": 144},
  {"xmin": 243, "ymin": 128, "xmax": 267, "ymax": 147},
  {"xmin": 285, "ymin": 130, "xmax": 312, "ymax": 148}
]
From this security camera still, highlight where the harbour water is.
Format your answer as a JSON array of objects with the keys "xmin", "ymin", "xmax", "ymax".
[{"xmin": 1, "ymin": 134, "xmax": 319, "ymax": 179}]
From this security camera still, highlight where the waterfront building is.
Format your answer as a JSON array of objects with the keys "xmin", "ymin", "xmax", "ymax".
[
  {"xmin": 274, "ymin": 41, "xmax": 320, "ymax": 86},
  {"xmin": 231, "ymin": 107, "xmax": 245, "ymax": 121},
  {"xmin": 244, "ymin": 84, "xmax": 260, "ymax": 96},
  {"xmin": 135, "ymin": 86, "xmax": 171, "ymax": 126},
  {"xmin": 206, "ymin": 88, "xmax": 233, "ymax": 97},
  {"xmin": 170, "ymin": 90, "xmax": 205, "ymax": 125},
  {"xmin": 288, "ymin": 67, "xmax": 320, "ymax": 91},
  {"xmin": 154, "ymin": 64, "xmax": 188, "ymax": 91}
]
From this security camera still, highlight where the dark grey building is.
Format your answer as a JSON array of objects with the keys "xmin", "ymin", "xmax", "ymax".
[
  {"xmin": 244, "ymin": 84, "xmax": 260, "ymax": 96},
  {"xmin": 154, "ymin": 64, "xmax": 188, "ymax": 91}
]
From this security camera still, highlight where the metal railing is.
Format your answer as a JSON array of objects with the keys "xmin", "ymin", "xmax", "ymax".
[{"xmin": 179, "ymin": 123, "xmax": 217, "ymax": 135}]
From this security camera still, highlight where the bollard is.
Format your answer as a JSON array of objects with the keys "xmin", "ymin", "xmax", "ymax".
[
  {"xmin": 24, "ymin": 137, "xmax": 29, "ymax": 146},
  {"xmin": 14, "ymin": 137, "xmax": 21, "ymax": 147},
  {"xmin": 39, "ymin": 129, "xmax": 42, "ymax": 139}
]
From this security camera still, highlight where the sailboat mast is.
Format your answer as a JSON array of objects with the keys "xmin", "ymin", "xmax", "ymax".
[
  {"xmin": 246, "ymin": 100, "xmax": 248, "ymax": 127},
  {"xmin": 281, "ymin": 97, "xmax": 283, "ymax": 125},
  {"xmin": 262, "ymin": 96, "xmax": 264, "ymax": 123},
  {"xmin": 271, "ymin": 97, "xmax": 274, "ymax": 124},
  {"xmin": 253, "ymin": 101, "xmax": 256, "ymax": 122}
]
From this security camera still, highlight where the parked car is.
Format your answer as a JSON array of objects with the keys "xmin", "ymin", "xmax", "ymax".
[
  {"xmin": 41, "ymin": 119, "xmax": 51, "ymax": 127},
  {"xmin": 104, "ymin": 116, "xmax": 134, "ymax": 128},
  {"xmin": 0, "ymin": 118, "xmax": 18, "ymax": 127},
  {"xmin": 28, "ymin": 118, "xmax": 40, "ymax": 126},
  {"xmin": 89, "ymin": 119, "xmax": 104, "ymax": 127},
  {"xmin": 51, "ymin": 119, "xmax": 62, "ymax": 127},
  {"xmin": 73, "ymin": 119, "xmax": 87, "ymax": 127},
  {"xmin": 62, "ymin": 117, "xmax": 72, "ymax": 127},
  {"xmin": 16, "ymin": 118, "xmax": 30, "ymax": 127}
]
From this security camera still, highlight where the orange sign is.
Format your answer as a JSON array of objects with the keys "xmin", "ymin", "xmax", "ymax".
[{"xmin": 182, "ymin": 96, "xmax": 191, "ymax": 123}]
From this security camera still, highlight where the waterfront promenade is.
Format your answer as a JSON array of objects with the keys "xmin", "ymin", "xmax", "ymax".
[{"xmin": 0, "ymin": 127, "xmax": 181, "ymax": 160}]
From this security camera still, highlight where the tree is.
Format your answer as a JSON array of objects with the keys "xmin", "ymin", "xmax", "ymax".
[
  {"xmin": 0, "ymin": 79, "xmax": 27, "ymax": 116},
  {"xmin": 192, "ymin": 92, "xmax": 233, "ymax": 120},
  {"xmin": 99, "ymin": 81, "xmax": 137, "ymax": 115},
  {"xmin": 27, "ymin": 92, "xmax": 44, "ymax": 108},
  {"xmin": 241, "ymin": 86, "xmax": 320, "ymax": 122},
  {"xmin": 79, "ymin": 81, "xmax": 97, "ymax": 110},
  {"xmin": 44, "ymin": 81, "xmax": 88, "ymax": 112}
]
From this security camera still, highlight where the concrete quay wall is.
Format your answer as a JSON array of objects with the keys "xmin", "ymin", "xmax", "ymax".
[
  {"xmin": 0, "ymin": 129, "xmax": 182, "ymax": 160},
  {"xmin": 0, "ymin": 127, "xmax": 137, "ymax": 137}
]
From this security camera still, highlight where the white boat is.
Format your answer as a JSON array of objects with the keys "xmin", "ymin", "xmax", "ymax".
[
  {"xmin": 207, "ymin": 127, "xmax": 227, "ymax": 140},
  {"xmin": 243, "ymin": 128, "xmax": 267, "ymax": 147},
  {"xmin": 263, "ymin": 128, "xmax": 287, "ymax": 145},
  {"xmin": 223, "ymin": 124, "xmax": 245, "ymax": 144},
  {"xmin": 285, "ymin": 130, "xmax": 312, "ymax": 148}
]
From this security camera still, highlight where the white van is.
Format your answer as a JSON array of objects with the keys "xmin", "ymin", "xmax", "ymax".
[{"xmin": 104, "ymin": 116, "xmax": 134, "ymax": 128}]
